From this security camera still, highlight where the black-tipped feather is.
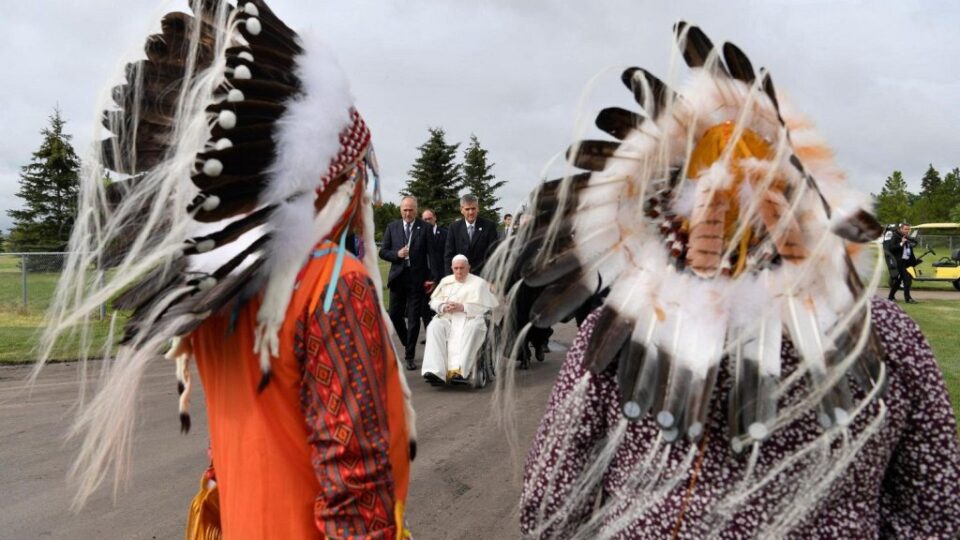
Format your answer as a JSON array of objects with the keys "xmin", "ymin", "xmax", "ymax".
[
  {"xmin": 585, "ymin": 306, "xmax": 634, "ymax": 375},
  {"xmin": 207, "ymin": 100, "xmax": 286, "ymax": 122},
  {"xmin": 722, "ymin": 42, "xmax": 756, "ymax": 83},
  {"xmin": 183, "ymin": 205, "xmax": 275, "ymax": 256},
  {"xmin": 675, "ymin": 22, "xmax": 728, "ymax": 76},
  {"xmin": 831, "ymin": 209, "xmax": 883, "ymax": 243},
  {"xmin": 529, "ymin": 277, "xmax": 597, "ymax": 329},
  {"xmin": 191, "ymin": 256, "xmax": 266, "ymax": 316},
  {"xmin": 595, "ymin": 107, "xmax": 647, "ymax": 140},
  {"xmin": 257, "ymin": 371, "xmax": 272, "ymax": 393},
  {"xmin": 522, "ymin": 249, "xmax": 582, "ymax": 289},
  {"xmin": 190, "ymin": 182, "xmax": 265, "ymax": 222},
  {"xmin": 682, "ymin": 369, "xmax": 719, "ymax": 441},
  {"xmin": 195, "ymin": 141, "xmax": 277, "ymax": 179},
  {"xmin": 113, "ymin": 258, "xmax": 188, "ymax": 310},
  {"xmin": 621, "ymin": 67, "xmax": 674, "ymax": 118},
  {"xmin": 615, "ymin": 341, "xmax": 646, "ymax": 419},
  {"xmin": 567, "ymin": 140, "xmax": 621, "ymax": 172},
  {"xmin": 657, "ymin": 366, "xmax": 693, "ymax": 430}
]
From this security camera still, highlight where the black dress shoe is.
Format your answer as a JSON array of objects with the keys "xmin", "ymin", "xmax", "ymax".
[
  {"xmin": 406, "ymin": 359, "xmax": 417, "ymax": 370},
  {"xmin": 906, "ymin": 299, "xmax": 918, "ymax": 304},
  {"xmin": 535, "ymin": 345, "xmax": 545, "ymax": 363},
  {"xmin": 424, "ymin": 372, "xmax": 444, "ymax": 385}
]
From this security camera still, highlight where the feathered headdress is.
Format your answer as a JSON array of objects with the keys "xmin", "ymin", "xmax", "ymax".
[
  {"xmin": 487, "ymin": 22, "xmax": 887, "ymax": 533},
  {"xmin": 493, "ymin": 21, "xmax": 885, "ymax": 445},
  {"xmin": 36, "ymin": 0, "xmax": 412, "ymax": 507}
]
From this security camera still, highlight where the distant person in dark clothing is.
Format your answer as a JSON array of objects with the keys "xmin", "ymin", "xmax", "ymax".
[
  {"xmin": 885, "ymin": 222, "xmax": 918, "ymax": 304},
  {"xmin": 513, "ymin": 282, "xmax": 553, "ymax": 370},
  {"xmin": 379, "ymin": 196, "xmax": 435, "ymax": 369},
  {"xmin": 498, "ymin": 214, "xmax": 513, "ymax": 241},
  {"xmin": 444, "ymin": 194, "xmax": 498, "ymax": 276},
  {"xmin": 420, "ymin": 208, "xmax": 446, "ymax": 333}
]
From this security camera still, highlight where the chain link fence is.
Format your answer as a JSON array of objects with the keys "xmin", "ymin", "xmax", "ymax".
[
  {"xmin": 912, "ymin": 234, "xmax": 959, "ymax": 260},
  {"xmin": 0, "ymin": 252, "xmax": 70, "ymax": 313}
]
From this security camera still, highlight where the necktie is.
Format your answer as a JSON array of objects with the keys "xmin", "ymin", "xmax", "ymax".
[
  {"xmin": 404, "ymin": 223, "xmax": 412, "ymax": 267},
  {"xmin": 468, "ymin": 223, "xmax": 474, "ymax": 241}
]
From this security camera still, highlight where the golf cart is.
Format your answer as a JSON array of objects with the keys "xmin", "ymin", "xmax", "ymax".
[{"xmin": 883, "ymin": 223, "xmax": 960, "ymax": 290}]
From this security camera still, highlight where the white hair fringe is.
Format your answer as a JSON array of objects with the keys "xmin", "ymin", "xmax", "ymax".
[{"xmin": 36, "ymin": 1, "xmax": 238, "ymax": 510}]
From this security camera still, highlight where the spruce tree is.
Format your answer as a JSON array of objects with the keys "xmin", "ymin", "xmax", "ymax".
[
  {"xmin": 372, "ymin": 201, "xmax": 400, "ymax": 242},
  {"xmin": 914, "ymin": 164, "xmax": 950, "ymax": 222},
  {"xmin": 403, "ymin": 128, "xmax": 462, "ymax": 224},
  {"xmin": 943, "ymin": 168, "xmax": 960, "ymax": 223},
  {"xmin": 461, "ymin": 134, "xmax": 507, "ymax": 223},
  {"xmin": 873, "ymin": 171, "xmax": 913, "ymax": 225},
  {"xmin": 7, "ymin": 109, "xmax": 81, "ymax": 252}
]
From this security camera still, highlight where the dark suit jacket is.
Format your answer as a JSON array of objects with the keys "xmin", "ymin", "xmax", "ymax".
[
  {"xmin": 379, "ymin": 218, "xmax": 432, "ymax": 287},
  {"xmin": 884, "ymin": 231, "xmax": 918, "ymax": 267},
  {"xmin": 426, "ymin": 224, "xmax": 447, "ymax": 282},
  {"xmin": 444, "ymin": 216, "xmax": 498, "ymax": 275}
]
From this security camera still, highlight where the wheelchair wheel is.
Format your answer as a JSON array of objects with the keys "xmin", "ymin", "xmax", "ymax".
[{"xmin": 472, "ymin": 353, "xmax": 489, "ymax": 389}]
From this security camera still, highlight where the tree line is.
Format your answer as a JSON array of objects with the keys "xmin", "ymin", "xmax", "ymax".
[
  {"xmin": 373, "ymin": 127, "xmax": 506, "ymax": 241},
  {"xmin": 4, "ymin": 112, "xmax": 505, "ymax": 250},
  {"xmin": 874, "ymin": 165, "xmax": 960, "ymax": 226},
  {"xmin": 24, "ymin": 110, "xmax": 959, "ymax": 253}
]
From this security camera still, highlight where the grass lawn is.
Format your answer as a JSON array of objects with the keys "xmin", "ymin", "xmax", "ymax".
[{"xmin": 900, "ymin": 300, "xmax": 960, "ymax": 421}]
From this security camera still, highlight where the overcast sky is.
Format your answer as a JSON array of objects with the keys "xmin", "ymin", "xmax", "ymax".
[{"xmin": 2, "ymin": 0, "xmax": 958, "ymax": 233}]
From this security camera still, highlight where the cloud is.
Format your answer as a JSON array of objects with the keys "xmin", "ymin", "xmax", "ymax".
[{"xmin": 1, "ymin": 0, "xmax": 957, "ymax": 232}]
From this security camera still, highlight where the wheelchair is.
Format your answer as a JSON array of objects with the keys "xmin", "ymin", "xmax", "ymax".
[{"xmin": 428, "ymin": 312, "xmax": 495, "ymax": 390}]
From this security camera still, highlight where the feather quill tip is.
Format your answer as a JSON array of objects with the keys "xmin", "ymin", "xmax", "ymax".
[
  {"xmin": 257, "ymin": 370, "xmax": 272, "ymax": 393},
  {"xmin": 622, "ymin": 401, "xmax": 643, "ymax": 420},
  {"xmin": 656, "ymin": 410, "xmax": 675, "ymax": 429}
]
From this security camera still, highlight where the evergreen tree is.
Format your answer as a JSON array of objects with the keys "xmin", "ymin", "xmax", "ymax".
[
  {"xmin": 938, "ymin": 168, "xmax": 960, "ymax": 223},
  {"xmin": 403, "ymin": 128, "xmax": 462, "ymax": 224},
  {"xmin": 873, "ymin": 170, "xmax": 913, "ymax": 225},
  {"xmin": 372, "ymin": 201, "xmax": 400, "ymax": 242},
  {"xmin": 7, "ymin": 109, "xmax": 81, "ymax": 251},
  {"xmin": 913, "ymin": 164, "xmax": 951, "ymax": 222},
  {"xmin": 461, "ymin": 134, "xmax": 507, "ymax": 223}
]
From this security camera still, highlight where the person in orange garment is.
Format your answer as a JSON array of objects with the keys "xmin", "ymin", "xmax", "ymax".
[
  {"xmin": 35, "ymin": 1, "xmax": 415, "ymax": 538},
  {"xmin": 189, "ymin": 235, "xmax": 412, "ymax": 539}
]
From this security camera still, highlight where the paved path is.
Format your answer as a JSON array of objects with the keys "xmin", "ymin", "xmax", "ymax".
[
  {"xmin": 876, "ymin": 288, "xmax": 958, "ymax": 301},
  {"xmin": 0, "ymin": 323, "xmax": 577, "ymax": 539}
]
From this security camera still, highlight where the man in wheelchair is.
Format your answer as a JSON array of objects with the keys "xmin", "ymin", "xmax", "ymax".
[{"xmin": 422, "ymin": 255, "xmax": 499, "ymax": 385}]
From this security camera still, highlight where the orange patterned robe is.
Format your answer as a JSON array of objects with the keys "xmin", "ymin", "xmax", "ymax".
[{"xmin": 191, "ymin": 242, "xmax": 410, "ymax": 539}]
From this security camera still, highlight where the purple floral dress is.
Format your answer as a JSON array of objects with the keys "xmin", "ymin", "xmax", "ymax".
[{"xmin": 521, "ymin": 299, "xmax": 960, "ymax": 538}]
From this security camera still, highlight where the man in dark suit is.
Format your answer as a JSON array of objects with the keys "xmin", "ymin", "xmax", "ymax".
[
  {"xmin": 885, "ymin": 222, "xmax": 919, "ymax": 304},
  {"xmin": 421, "ymin": 208, "xmax": 446, "ymax": 331},
  {"xmin": 497, "ymin": 213, "xmax": 513, "ymax": 241},
  {"xmin": 444, "ymin": 194, "xmax": 499, "ymax": 276},
  {"xmin": 379, "ymin": 196, "xmax": 435, "ymax": 369}
]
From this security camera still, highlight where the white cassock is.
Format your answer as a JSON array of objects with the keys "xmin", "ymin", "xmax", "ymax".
[{"xmin": 422, "ymin": 273, "xmax": 500, "ymax": 381}]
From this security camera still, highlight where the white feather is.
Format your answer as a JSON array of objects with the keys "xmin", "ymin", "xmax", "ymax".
[{"xmin": 262, "ymin": 32, "xmax": 353, "ymax": 205}]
